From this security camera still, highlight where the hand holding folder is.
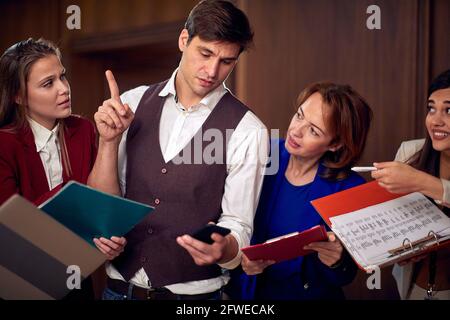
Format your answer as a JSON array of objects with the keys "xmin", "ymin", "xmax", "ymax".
[
  {"xmin": 311, "ymin": 181, "xmax": 450, "ymax": 271},
  {"xmin": 0, "ymin": 181, "xmax": 153, "ymax": 300},
  {"xmin": 241, "ymin": 225, "xmax": 328, "ymax": 263},
  {"xmin": 39, "ymin": 181, "xmax": 153, "ymax": 247}
]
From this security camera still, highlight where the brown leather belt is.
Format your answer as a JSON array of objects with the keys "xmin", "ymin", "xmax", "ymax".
[{"xmin": 107, "ymin": 278, "xmax": 221, "ymax": 300}]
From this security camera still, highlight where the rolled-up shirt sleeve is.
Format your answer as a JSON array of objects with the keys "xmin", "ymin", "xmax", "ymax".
[
  {"xmin": 439, "ymin": 178, "xmax": 450, "ymax": 207},
  {"xmin": 217, "ymin": 111, "xmax": 269, "ymax": 269}
]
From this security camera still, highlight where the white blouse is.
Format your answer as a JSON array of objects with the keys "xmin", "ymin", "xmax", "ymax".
[{"xmin": 28, "ymin": 118, "xmax": 62, "ymax": 190}]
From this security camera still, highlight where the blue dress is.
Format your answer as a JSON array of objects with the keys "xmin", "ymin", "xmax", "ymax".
[{"xmin": 226, "ymin": 139, "xmax": 365, "ymax": 300}]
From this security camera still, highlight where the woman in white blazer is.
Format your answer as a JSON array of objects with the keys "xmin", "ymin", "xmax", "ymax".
[{"xmin": 372, "ymin": 69, "xmax": 450, "ymax": 300}]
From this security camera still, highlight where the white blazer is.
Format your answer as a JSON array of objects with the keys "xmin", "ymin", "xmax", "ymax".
[{"xmin": 391, "ymin": 139, "xmax": 450, "ymax": 299}]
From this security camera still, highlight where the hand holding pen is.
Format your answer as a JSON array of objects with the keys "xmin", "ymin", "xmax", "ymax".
[{"xmin": 371, "ymin": 161, "xmax": 443, "ymax": 197}]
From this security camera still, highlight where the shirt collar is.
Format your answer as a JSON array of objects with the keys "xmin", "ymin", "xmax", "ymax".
[
  {"xmin": 159, "ymin": 68, "xmax": 178, "ymax": 98},
  {"xmin": 159, "ymin": 68, "xmax": 228, "ymax": 111},
  {"xmin": 28, "ymin": 117, "xmax": 59, "ymax": 152}
]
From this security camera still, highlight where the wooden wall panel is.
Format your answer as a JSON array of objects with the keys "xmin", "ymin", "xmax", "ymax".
[
  {"xmin": 0, "ymin": 0, "xmax": 60, "ymax": 50},
  {"xmin": 237, "ymin": 0, "xmax": 426, "ymax": 165},
  {"xmin": 430, "ymin": 0, "xmax": 450, "ymax": 78},
  {"xmin": 60, "ymin": 0, "xmax": 197, "ymax": 35}
]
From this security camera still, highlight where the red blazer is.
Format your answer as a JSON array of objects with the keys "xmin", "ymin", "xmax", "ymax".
[{"xmin": 0, "ymin": 115, "xmax": 97, "ymax": 206}]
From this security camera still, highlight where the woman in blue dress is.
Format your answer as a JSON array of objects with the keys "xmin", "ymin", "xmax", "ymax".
[{"xmin": 227, "ymin": 82, "xmax": 373, "ymax": 300}]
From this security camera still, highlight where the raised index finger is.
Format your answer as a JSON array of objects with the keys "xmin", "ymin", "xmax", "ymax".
[{"xmin": 106, "ymin": 70, "xmax": 121, "ymax": 102}]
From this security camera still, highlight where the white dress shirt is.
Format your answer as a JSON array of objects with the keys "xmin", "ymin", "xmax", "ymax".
[
  {"xmin": 28, "ymin": 118, "xmax": 62, "ymax": 190},
  {"xmin": 106, "ymin": 69, "xmax": 268, "ymax": 294}
]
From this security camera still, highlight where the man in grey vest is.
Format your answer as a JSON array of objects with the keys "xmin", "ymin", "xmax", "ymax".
[{"xmin": 88, "ymin": 0, "xmax": 268, "ymax": 300}]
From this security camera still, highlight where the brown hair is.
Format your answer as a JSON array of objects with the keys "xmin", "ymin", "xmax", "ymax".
[
  {"xmin": 0, "ymin": 38, "xmax": 72, "ymax": 176},
  {"xmin": 184, "ymin": 0, "xmax": 254, "ymax": 53},
  {"xmin": 295, "ymin": 82, "xmax": 373, "ymax": 180}
]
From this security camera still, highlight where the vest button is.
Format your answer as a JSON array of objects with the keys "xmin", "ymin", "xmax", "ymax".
[
  {"xmin": 303, "ymin": 283, "xmax": 309, "ymax": 290},
  {"xmin": 155, "ymin": 198, "xmax": 160, "ymax": 205},
  {"xmin": 147, "ymin": 228, "xmax": 154, "ymax": 235},
  {"xmin": 141, "ymin": 257, "xmax": 146, "ymax": 263},
  {"xmin": 161, "ymin": 168, "xmax": 167, "ymax": 174}
]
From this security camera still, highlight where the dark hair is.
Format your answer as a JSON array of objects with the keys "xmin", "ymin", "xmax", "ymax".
[
  {"xmin": 408, "ymin": 69, "xmax": 450, "ymax": 177},
  {"xmin": 295, "ymin": 82, "xmax": 373, "ymax": 181},
  {"xmin": 184, "ymin": 0, "xmax": 253, "ymax": 53},
  {"xmin": 428, "ymin": 69, "xmax": 450, "ymax": 98},
  {"xmin": 0, "ymin": 38, "xmax": 72, "ymax": 176}
]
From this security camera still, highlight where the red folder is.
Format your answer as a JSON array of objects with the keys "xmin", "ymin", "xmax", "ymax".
[
  {"xmin": 241, "ymin": 225, "xmax": 328, "ymax": 262},
  {"xmin": 311, "ymin": 181, "xmax": 403, "ymax": 227},
  {"xmin": 311, "ymin": 181, "xmax": 450, "ymax": 270}
]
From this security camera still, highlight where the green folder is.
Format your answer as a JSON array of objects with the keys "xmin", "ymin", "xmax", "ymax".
[{"xmin": 39, "ymin": 181, "xmax": 153, "ymax": 247}]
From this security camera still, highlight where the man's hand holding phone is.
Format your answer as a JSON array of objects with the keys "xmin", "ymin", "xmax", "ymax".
[
  {"xmin": 176, "ymin": 224, "xmax": 236, "ymax": 266},
  {"xmin": 191, "ymin": 224, "xmax": 231, "ymax": 244}
]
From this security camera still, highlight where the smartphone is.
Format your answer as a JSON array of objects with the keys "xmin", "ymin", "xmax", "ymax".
[{"xmin": 191, "ymin": 225, "xmax": 231, "ymax": 244}]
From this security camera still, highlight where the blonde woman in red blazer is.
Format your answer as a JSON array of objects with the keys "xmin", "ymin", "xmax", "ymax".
[
  {"xmin": 0, "ymin": 38, "xmax": 97, "ymax": 206},
  {"xmin": 0, "ymin": 38, "xmax": 125, "ymax": 299}
]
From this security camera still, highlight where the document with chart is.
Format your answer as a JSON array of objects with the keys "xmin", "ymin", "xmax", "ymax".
[{"xmin": 311, "ymin": 181, "xmax": 450, "ymax": 271}]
